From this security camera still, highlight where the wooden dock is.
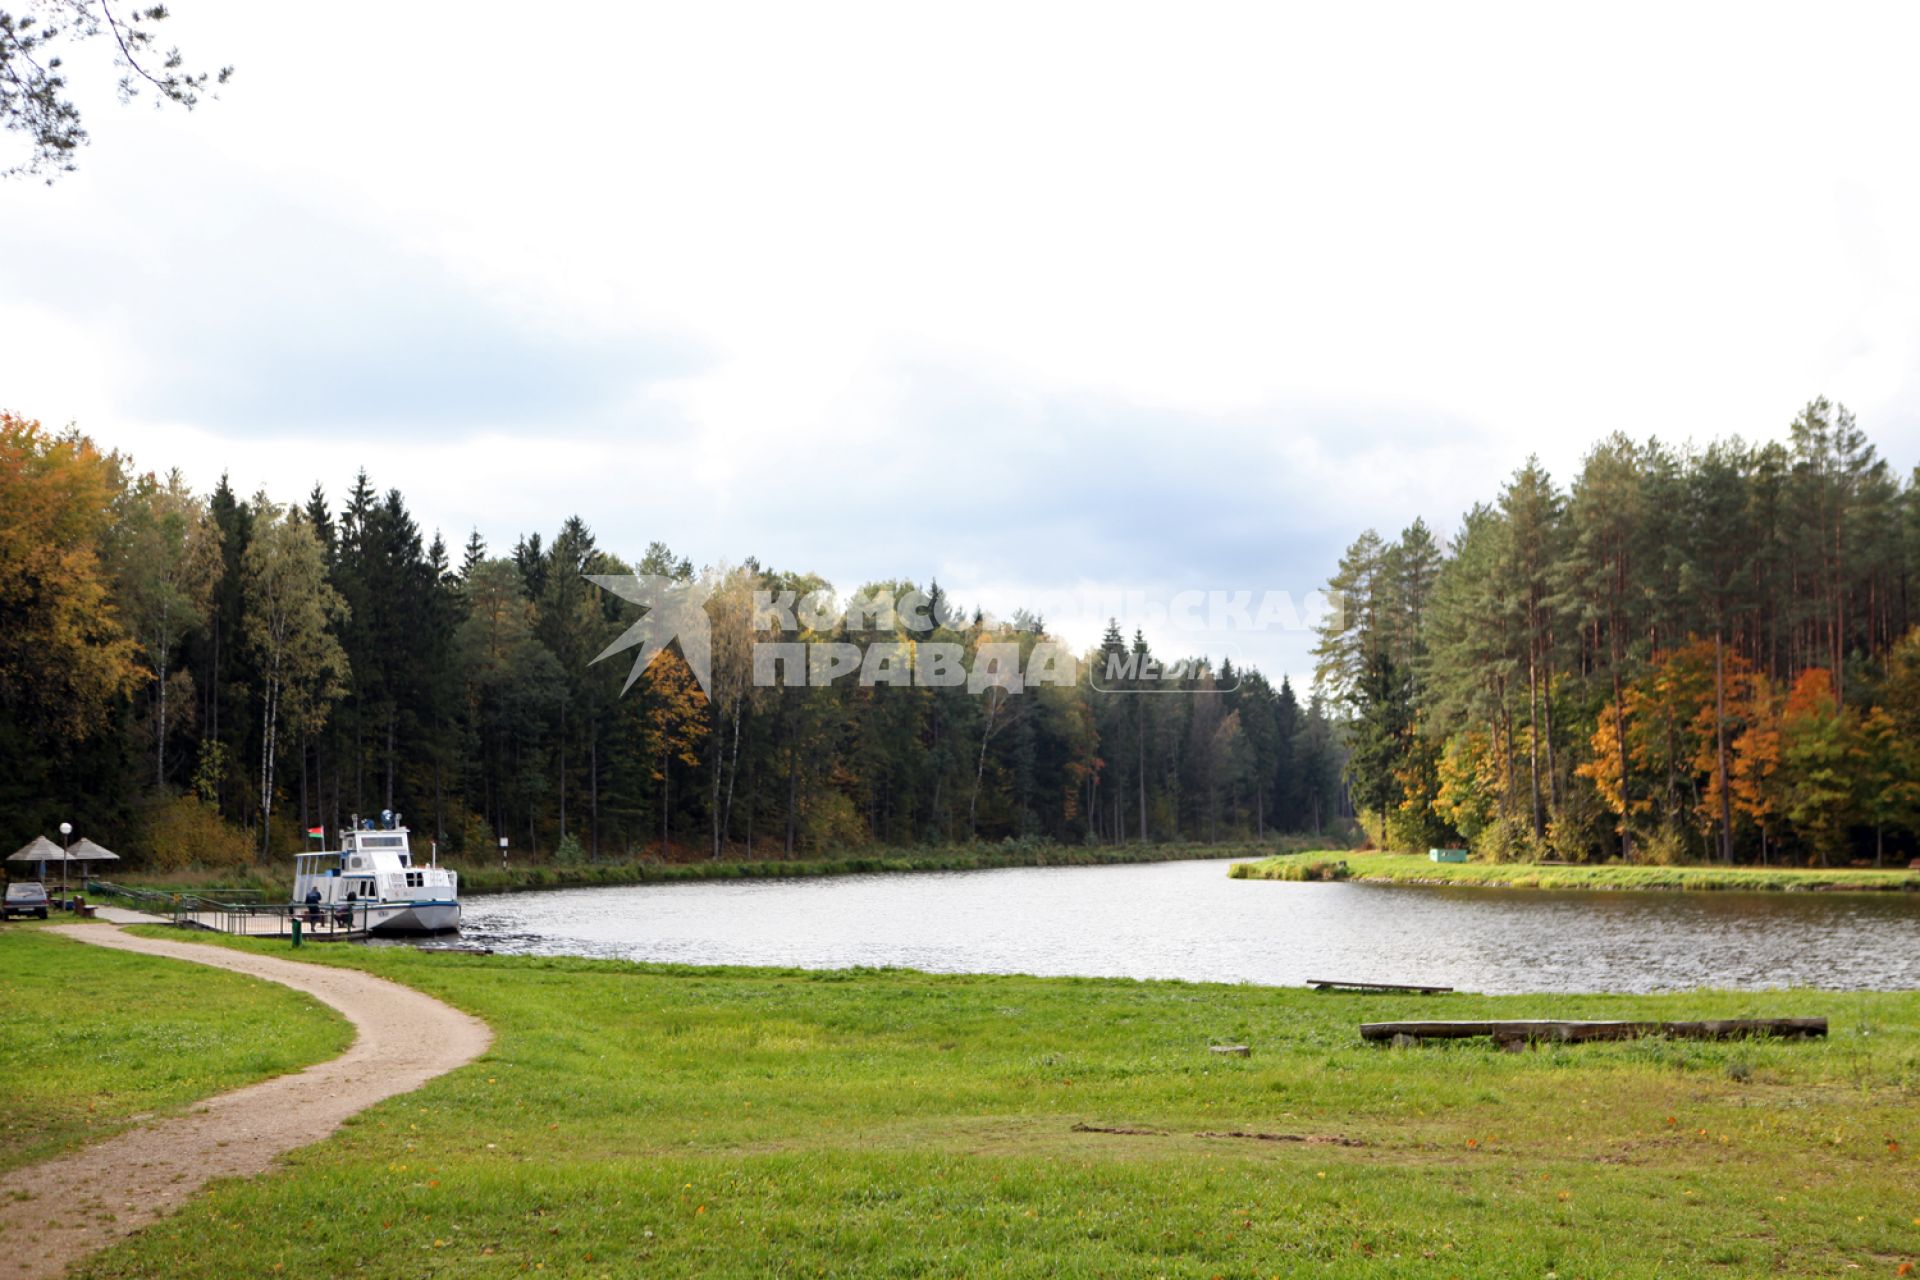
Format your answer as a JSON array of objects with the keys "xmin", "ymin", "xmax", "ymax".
[
  {"xmin": 176, "ymin": 909, "xmax": 370, "ymax": 941},
  {"xmin": 1361, "ymin": 1017, "xmax": 1827, "ymax": 1046}
]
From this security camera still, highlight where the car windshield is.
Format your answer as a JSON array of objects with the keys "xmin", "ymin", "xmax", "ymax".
[{"xmin": 6, "ymin": 883, "xmax": 45, "ymax": 900}]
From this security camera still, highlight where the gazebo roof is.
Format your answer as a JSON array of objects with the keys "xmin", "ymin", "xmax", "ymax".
[
  {"xmin": 6, "ymin": 835, "xmax": 65, "ymax": 863},
  {"xmin": 67, "ymin": 838, "xmax": 119, "ymax": 862}
]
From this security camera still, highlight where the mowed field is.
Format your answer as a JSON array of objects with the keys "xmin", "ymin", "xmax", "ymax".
[
  {"xmin": 0, "ymin": 925, "xmax": 351, "ymax": 1174},
  {"xmin": 5, "ymin": 927, "xmax": 1894, "ymax": 1278}
]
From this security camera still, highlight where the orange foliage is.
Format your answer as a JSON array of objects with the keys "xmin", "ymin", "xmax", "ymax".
[
  {"xmin": 0, "ymin": 413, "xmax": 143, "ymax": 740},
  {"xmin": 644, "ymin": 647, "xmax": 711, "ymax": 777}
]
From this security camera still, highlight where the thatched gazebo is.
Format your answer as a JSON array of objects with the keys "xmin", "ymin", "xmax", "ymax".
[
  {"xmin": 66, "ymin": 837, "xmax": 119, "ymax": 889},
  {"xmin": 5, "ymin": 836, "xmax": 65, "ymax": 882}
]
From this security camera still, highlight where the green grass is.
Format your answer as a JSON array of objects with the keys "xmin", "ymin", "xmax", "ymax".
[
  {"xmin": 1231, "ymin": 850, "xmax": 1920, "ymax": 893},
  {"xmin": 1229, "ymin": 855, "xmax": 1353, "ymax": 882},
  {"xmin": 0, "ymin": 923, "xmax": 352, "ymax": 1173},
  {"xmin": 76, "ymin": 928, "xmax": 1920, "ymax": 1278}
]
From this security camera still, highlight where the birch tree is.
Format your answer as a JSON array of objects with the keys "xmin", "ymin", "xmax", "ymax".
[
  {"xmin": 243, "ymin": 500, "xmax": 347, "ymax": 859},
  {"xmin": 116, "ymin": 468, "xmax": 221, "ymax": 789}
]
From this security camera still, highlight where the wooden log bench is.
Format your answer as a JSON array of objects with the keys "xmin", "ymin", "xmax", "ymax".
[
  {"xmin": 1309, "ymin": 978, "xmax": 1453, "ymax": 994},
  {"xmin": 1361, "ymin": 1017, "xmax": 1826, "ymax": 1047}
]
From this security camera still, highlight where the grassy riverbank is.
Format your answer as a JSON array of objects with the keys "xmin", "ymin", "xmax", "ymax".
[
  {"xmin": 76, "ymin": 929, "xmax": 1920, "ymax": 1277},
  {"xmin": 0, "ymin": 924, "xmax": 350, "ymax": 1174},
  {"xmin": 1231, "ymin": 850, "xmax": 1920, "ymax": 893},
  {"xmin": 110, "ymin": 837, "xmax": 1333, "ymax": 901}
]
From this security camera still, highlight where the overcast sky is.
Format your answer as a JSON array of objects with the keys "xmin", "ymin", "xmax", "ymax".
[{"xmin": 5, "ymin": 2, "xmax": 1920, "ymax": 681}]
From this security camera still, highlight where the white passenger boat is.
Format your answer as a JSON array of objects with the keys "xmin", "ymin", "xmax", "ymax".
[{"xmin": 293, "ymin": 811, "xmax": 460, "ymax": 934}]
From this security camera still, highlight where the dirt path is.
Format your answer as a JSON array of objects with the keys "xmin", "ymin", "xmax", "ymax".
[{"xmin": 0, "ymin": 926, "xmax": 491, "ymax": 1280}]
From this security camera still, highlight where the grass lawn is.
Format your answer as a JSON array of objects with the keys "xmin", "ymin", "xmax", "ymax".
[
  {"xmin": 0, "ymin": 923, "xmax": 352, "ymax": 1173},
  {"xmin": 1231, "ymin": 850, "xmax": 1920, "ymax": 893},
  {"xmin": 72, "ymin": 929, "xmax": 1920, "ymax": 1278}
]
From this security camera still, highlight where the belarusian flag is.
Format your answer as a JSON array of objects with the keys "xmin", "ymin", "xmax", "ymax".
[{"xmin": 306, "ymin": 827, "xmax": 324, "ymax": 839}]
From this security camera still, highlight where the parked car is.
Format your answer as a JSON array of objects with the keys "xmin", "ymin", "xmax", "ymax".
[{"xmin": 4, "ymin": 881, "xmax": 50, "ymax": 919}]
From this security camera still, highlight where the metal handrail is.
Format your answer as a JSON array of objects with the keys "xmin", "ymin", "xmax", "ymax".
[
  {"xmin": 170, "ymin": 896, "xmax": 383, "ymax": 938},
  {"xmin": 90, "ymin": 880, "xmax": 173, "ymax": 908}
]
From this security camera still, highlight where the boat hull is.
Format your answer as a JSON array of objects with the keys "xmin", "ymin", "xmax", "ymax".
[{"xmin": 368, "ymin": 901, "xmax": 462, "ymax": 935}]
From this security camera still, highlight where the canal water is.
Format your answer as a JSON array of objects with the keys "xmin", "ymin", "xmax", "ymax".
[{"xmin": 457, "ymin": 857, "xmax": 1920, "ymax": 994}]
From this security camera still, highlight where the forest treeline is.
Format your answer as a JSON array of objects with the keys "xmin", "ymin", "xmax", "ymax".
[
  {"xmin": 0, "ymin": 413, "xmax": 1349, "ymax": 868},
  {"xmin": 1319, "ymin": 397, "xmax": 1920, "ymax": 867}
]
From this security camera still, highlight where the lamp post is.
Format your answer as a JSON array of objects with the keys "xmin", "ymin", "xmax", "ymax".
[{"xmin": 58, "ymin": 822, "xmax": 71, "ymax": 902}]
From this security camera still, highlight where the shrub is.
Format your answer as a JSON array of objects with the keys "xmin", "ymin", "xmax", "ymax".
[
  {"xmin": 138, "ymin": 793, "xmax": 253, "ymax": 871},
  {"xmin": 1546, "ymin": 784, "xmax": 1609, "ymax": 863},
  {"xmin": 1233, "ymin": 856, "xmax": 1352, "ymax": 882},
  {"xmin": 1300, "ymin": 858, "xmax": 1351, "ymax": 881},
  {"xmin": 1636, "ymin": 824, "xmax": 1691, "ymax": 867},
  {"xmin": 1471, "ymin": 818, "xmax": 1519, "ymax": 864},
  {"xmin": 799, "ymin": 790, "xmax": 867, "ymax": 854}
]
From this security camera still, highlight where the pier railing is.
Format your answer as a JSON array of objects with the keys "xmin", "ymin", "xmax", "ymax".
[
  {"xmin": 88, "ymin": 880, "xmax": 383, "ymax": 939},
  {"xmin": 170, "ymin": 895, "xmax": 384, "ymax": 939},
  {"xmin": 89, "ymin": 880, "xmax": 174, "ymax": 911}
]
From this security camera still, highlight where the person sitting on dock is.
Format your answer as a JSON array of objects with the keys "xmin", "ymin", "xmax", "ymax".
[{"xmin": 335, "ymin": 889, "xmax": 356, "ymax": 928}]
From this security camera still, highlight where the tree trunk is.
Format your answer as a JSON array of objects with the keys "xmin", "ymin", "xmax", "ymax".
[
  {"xmin": 259, "ymin": 655, "xmax": 281, "ymax": 863},
  {"xmin": 722, "ymin": 699, "xmax": 743, "ymax": 853},
  {"xmin": 155, "ymin": 621, "xmax": 169, "ymax": 789},
  {"xmin": 208, "ymin": 611, "xmax": 221, "ymax": 808},
  {"xmin": 708, "ymin": 698, "xmax": 724, "ymax": 859},
  {"xmin": 1612, "ymin": 649, "xmax": 1632, "ymax": 862},
  {"xmin": 785, "ymin": 742, "xmax": 798, "ymax": 857},
  {"xmin": 1526, "ymin": 650, "xmax": 1543, "ymax": 837},
  {"xmin": 1714, "ymin": 632, "xmax": 1733, "ymax": 864},
  {"xmin": 969, "ymin": 689, "xmax": 1001, "ymax": 839},
  {"xmin": 1542, "ymin": 653, "xmax": 1561, "ymax": 816},
  {"xmin": 1136, "ymin": 704, "xmax": 1148, "ymax": 843},
  {"xmin": 744, "ymin": 748, "xmax": 756, "ymax": 855},
  {"xmin": 1498, "ymin": 678, "xmax": 1516, "ymax": 826},
  {"xmin": 1611, "ymin": 543, "xmax": 1634, "ymax": 863}
]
